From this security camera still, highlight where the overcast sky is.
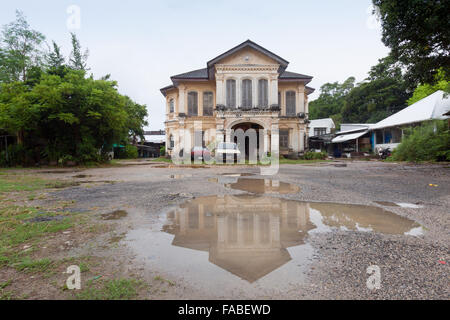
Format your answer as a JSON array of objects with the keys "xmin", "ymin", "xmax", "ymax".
[{"xmin": 0, "ymin": 0, "xmax": 389, "ymax": 130}]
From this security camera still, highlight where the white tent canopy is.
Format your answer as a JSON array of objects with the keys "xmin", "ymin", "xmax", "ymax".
[{"xmin": 371, "ymin": 90, "xmax": 450, "ymax": 130}]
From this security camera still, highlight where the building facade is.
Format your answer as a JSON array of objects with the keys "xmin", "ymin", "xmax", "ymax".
[{"xmin": 160, "ymin": 40, "xmax": 315, "ymax": 157}]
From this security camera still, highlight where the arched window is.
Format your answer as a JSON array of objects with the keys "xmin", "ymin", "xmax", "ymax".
[
  {"xmin": 241, "ymin": 79, "xmax": 252, "ymax": 108},
  {"xmin": 169, "ymin": 99, "xmax": 174, "ymax": 113},
  {"xmin": 258, "ymin": 79, "xmax": 268, "ymax": 107},
  {"xmin": 226, "ymin": 79, "xmax": 236, "ymax": 108},
  {"xmin": 203, "ymin": 92, "xmax": 214, "ymax": 116},
  {"xmin": 286, "ymin": 91, "xmax": 296, "ymax": 116},
  {"xmin": 188, "ymin": 92, "xmax": 198, "ymax": 116}
]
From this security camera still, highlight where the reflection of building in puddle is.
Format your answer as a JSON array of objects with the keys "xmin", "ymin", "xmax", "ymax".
[
  {"xmin": 162, "ymin": 195, "xmax": 423, "ymax": 282},
  {"xmin": 163, "ymin": 195, "xmax": 313, "ymax": 282},
  {"xmin": 226, "ymin": 178, "xmax": 300, "ymax": 194}
]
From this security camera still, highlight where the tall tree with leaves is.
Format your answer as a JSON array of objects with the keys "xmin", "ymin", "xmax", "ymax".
[
  {"xmin": 373, "ymin": 0, "xmax": 450, "ymax": 88},
  {"xmin": 0, "ymin": 10, "xmax": 45, "ymax": 82},
  {"xmin": 309, "ymin": 77, "xmax": 356, "ymax": 127},
  {"xmin": 46, "ymin": 41, "xmax": 65, "ymax": 69},
  {"xmin": 341, "ymin": 57, "xmax": 411, "ymax": 123},
  {"xmin": 69, "ymin": 33, "xmax": 89, "ymax": 71}
]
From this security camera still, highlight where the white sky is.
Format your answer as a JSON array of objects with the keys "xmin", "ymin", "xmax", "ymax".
[{"xmin": 0, "ymin": 0, "xmax": 389, "ymax": 130}]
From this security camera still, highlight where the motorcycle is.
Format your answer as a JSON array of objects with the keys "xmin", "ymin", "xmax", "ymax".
[{"xmin": 378, "ymin": 147, "xmax": 391, "ymax": 159}]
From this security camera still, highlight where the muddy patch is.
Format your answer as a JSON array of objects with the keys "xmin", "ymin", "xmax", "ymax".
[
  {"xmin": 26, "ymin": 215, "xmax": 67, "ymax": 223},
  {"xmin": 101, "ymin": 210, "xmax": 128, "ymax": 220},
  {"xmin": 126, "ymin": 195, "xmax": 423, "ymax": 295},
  {"xmin": 225, "ymin": 178, "xmax": 300, "ymax": 194},
  {"xmin": 73, "ymin": 174, "xmax": 93, "ymax": 179}
]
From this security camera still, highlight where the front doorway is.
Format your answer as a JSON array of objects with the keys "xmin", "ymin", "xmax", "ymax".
[{"xmin": 231, "ymin": 122, "xmax": 264, "ymax": 161}]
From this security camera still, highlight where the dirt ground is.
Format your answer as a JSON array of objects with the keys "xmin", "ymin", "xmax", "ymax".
[{"xmin": 0, "ymin": 159, "xmax": 449, "ymax": 300}]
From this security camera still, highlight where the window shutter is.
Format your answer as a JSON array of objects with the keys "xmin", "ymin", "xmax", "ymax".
[
  {"xmin": 242, "ymin": 79, "xmax": 252, "ymax": 107},
  {"xmin": 286, "ymin": 91, "xmax": 296, "ymax": 116},
  {"xmin": 188, "ymin": 92, "xmax": 198, "ymax": 116},
  {"xmin": 226, "ymin": 80, "xmax": 236, "ymax": 108}
]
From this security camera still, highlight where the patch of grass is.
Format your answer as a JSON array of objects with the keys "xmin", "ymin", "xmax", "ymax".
[
  {"xmin": 76, "ymin": 278, "xmax": 145, "ymax": 300},
  {"xmin": 0, "ymin": 207, "xmax": 73, "ymax": 247},
  {"xmin": 13, "ymin": 258, "xmax": 53, "ymax": 273},
  {"xmin": 0, "ymin": 174, "xmax": 79, "ymax": 193},
  {"xmin": 154, "ymin": 275, "xmax": 175, "ymax": 286},
  {"xmin": 0, "ymin": 291, "xmax": 13, "ymax": 300},
  {"xmin": 0, "ymin": 280, "xmax": 12, "ymax": 289},
  {"xmin": 150, "ymin": 157, "xmax": 172, "ymax": 163},
  {"xmin": 0, "ymin": 206, "xmax": 75, "ymax": 269}
]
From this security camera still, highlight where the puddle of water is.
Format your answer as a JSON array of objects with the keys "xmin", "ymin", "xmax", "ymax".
[
  {"xmin": 226, "ymin": 178, "xmax": 300, "ymax": 194},
  {"xmin": 101, "ymin": 210, "xmax": 128, "ymax": 220},
  {"xmin": 220, "ymin": 173, "xmax": 255, "ymax": 177},
  {"xmin": 127, "ymin": 195, "xmax": 423, "ymax": 294},
  {"xmin": 169, "ymin": 174, "xmax": 192, "ymax": 179},
  {"xmin": 374, "ymin": 201, "xmax": 423, "ymax": 208}
]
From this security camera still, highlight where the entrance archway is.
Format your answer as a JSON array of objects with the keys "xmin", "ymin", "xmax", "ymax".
[{"xmin": 231, "ymin": 122, "xmax": 264, "ymax": 161}]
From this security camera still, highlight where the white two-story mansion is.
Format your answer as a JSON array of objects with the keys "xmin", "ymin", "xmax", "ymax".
[{"xmin": 160, "ymin": 40, "xmax": 315, "ymax": 157}]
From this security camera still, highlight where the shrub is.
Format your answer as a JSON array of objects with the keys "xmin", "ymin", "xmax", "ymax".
[
  {"xmin": 160, "ymin": 146, "xmax": 165, "ymax": 156},
  {"xmin": 303, "ymin": 151, "xmax": 328, "ymax": 160},
  {"xmin": 124, "ymin": 145, "xmax": 138, "ymax": 159},
  {"xmin": 389, "ymin": 120, "xmax": 450, "ymax": 162}
]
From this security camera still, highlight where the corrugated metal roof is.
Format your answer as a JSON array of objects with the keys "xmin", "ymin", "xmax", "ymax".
[
  {"xmin": 332, "ymin": 131, "xmax": 368, "ymax": 143},
  {"xmin": 371, "ymin": 90, "xmax": 450, "ymax": 130}
]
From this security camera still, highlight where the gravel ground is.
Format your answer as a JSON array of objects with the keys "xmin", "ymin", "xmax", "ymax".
[{"xmin": 45, "ymin": 160, "xmax": 449, "ymax": 299}]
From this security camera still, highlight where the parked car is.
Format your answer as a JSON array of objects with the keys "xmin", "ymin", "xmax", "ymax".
[
  {"xmin": 215, "ymin": 142, "xmax": 241, "ymax": 162},
  {"xmin": 191, "ymin": 146, "xmax": 211, "ymax": 162}
]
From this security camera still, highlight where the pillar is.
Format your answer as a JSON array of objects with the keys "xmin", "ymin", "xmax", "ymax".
[
  {"xmin": 297, "ymin": 84, "xmax": 305, "ymax": 114},
  {"xmin": 178, "ymin": 84, "xmax": 186, "ymax": 114},
  {"xmin": 216, "ymin": 75, "xmax": 224, "ymax": 106}
]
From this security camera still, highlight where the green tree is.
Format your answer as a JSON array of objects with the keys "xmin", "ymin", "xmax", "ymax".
[
  {"xmin": 0, "ymin": 70, "xmax": 148, "ymax": 164},
  {"xmin": 69, "ymin": 33, "xmax": 89, "ymax": 71},
  {"xmin": 408, "ymin": 69, "xmax": 450, "ymax": 105},
  {"xmin": 0, "ymin": 10, "xmax": 46, "ymax": 82},
  {"xmin": 46, "ymin": 41, "xmax": 65, "ymax": 69},
  {"xmin": 341, "ymin": 56, "xmax": 411, "ymax": 123},
  {"xmin": 373, "ymin": 0, "xmax": 450, "ymax": 88},
  {"xmin": 309, "ymin": 77, "xmax": 355, "ymax": 127}
]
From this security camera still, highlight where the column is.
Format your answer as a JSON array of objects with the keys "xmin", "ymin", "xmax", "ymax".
[
  {"xmin": 297, "ymin": 84, "xmax": 305, "ymax": 114},
  {"xmin": 263, "ymin": 129, "xmax": 269, "ymax": 154},
  {"xmin": 178, "ymin": 84, "xmax": 186, "ymax": 114},
  {"xmin": 216, "ymin": 75, "xmax": 224, "ymax": 106},
  {"xmin": 299, "ymin": 129, "xmax": 305, "ymax": 152},
  {"xmin": 305, "ymin": 96, "xmax": 309, "ymax": 115},
  {"xmin": 271, "ymin": 123, "xmax": 279, "ymax": 157},
  {"xmin": 269, "ymin": 75, "xmax": 278, "ymax": 106},
  {"xmin": 292, "ymin": 127, "xmax": 299, "ymax": 152},
  {"xmin": 252, "ymin": 78, "xmax": 257, "ymax": 108}
]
